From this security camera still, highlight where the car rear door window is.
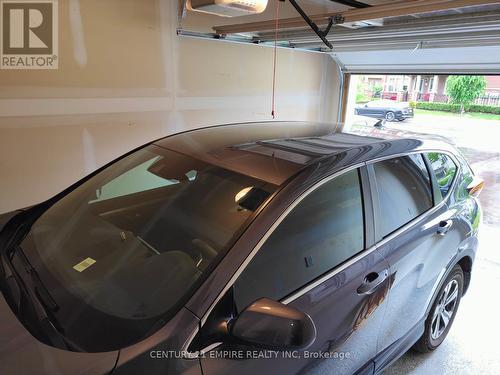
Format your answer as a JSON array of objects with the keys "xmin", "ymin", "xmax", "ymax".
[
  {"xmin": 373, "ymin": 154, "xmax": 433, "ymax": 238},
  {"xmin": 233, "ymin": 169, "xmax": 364, "ymax": 312},
  {"xmin": 426, "ymin": 152, "xmax": 458, "ymax": 200}
]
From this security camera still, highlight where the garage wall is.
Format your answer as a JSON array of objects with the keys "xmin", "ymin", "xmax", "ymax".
[{"xmin": 0, "ymin": 0, "xmax": 341, "ymax": 214}]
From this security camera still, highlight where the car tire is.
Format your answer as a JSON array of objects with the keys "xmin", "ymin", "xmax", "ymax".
[
  {"xmin": 413, "ymin": 265, "xmax": 464, "ymax": 353},
  {"xmin": 385, "ymin": 111, "xmax": 395, "ymax": 121},
  {"xmin": 397, "ymin": 118, "xmax": 405, "ymax": 122}
]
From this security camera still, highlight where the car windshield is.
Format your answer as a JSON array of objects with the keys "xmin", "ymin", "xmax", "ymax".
[{"xmin": 18, "ymin": 145, "xmax": 276, "ymax": 352}]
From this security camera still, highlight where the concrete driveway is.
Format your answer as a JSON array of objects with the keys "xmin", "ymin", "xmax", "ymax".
[{"xmin": 351, "ymin": 113, "xmax": 500, "ymax": 374}]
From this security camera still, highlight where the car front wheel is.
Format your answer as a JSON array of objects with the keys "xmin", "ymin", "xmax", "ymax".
[
  {"xmin": 413, "ymin": 265, "xmax": 463, "ymax": 353},
  {"xmin": 385, "ymin": 111, "xmax": 395, "ymax": 121}
]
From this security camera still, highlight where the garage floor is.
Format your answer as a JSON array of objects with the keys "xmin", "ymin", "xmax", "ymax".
[{"xmin": 374, "ymin": 115, "xmax": 500, "ymax": 374}]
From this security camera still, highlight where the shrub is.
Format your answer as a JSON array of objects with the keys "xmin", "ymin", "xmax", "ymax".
[
  {"xmin": 415, "ymin": 102, "xmax": 500, "ymax": 114},
  {"xmin": 415, "ymin": 102, "xmax": 461, "ymax": 112},
  {"xmin": 465, "ymin": 104, "xmax": 500, "ymax": 115},
  {"xmin": 409, "ymin": 101, "xmax": 417, "ymax": 109},
  {"xmin": 356, "ymin": 93, "xmax": 369, "ymax": 103}
]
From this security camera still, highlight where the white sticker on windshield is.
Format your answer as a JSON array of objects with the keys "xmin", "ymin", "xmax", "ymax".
[{"xmin": 73, "ymin": 257, "xmax": 96, "ymax": 272}]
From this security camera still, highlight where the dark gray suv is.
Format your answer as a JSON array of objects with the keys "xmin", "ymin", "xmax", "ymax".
[{"xmin": 0, "ymin": 122, "xmax": 482, "ymax": 375}]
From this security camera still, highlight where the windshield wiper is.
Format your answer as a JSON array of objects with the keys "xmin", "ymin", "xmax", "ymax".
[
  {"xmin": 0, "ymin": 209, "xmax": 69, "ymax": 348},
  {"xmin": 14, "ymin": 245, "xmax": 58, "ymax": 311},
  {"xmin": 6, "ymin": 245, "xmax": 68, "ymax": 349}
]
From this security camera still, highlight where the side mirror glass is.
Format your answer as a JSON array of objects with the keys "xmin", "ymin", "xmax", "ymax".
[
  {"xmin": 230, "ymin": 298, "xmax": 316, "ymax": 350},
  {"xmin": 373, "ymin": 119, "xmax": 386, "ymax": 128},
  {"xmin": 235, "ymin": 187, "xmax": 271, "ymax": 212},
  {"xmin": 466, "ymin": 176, "xmax": 484, "ymax": 197}
]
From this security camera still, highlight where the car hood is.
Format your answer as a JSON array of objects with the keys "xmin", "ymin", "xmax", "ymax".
[{"xmin": 0, "ymin": 293, "xmax": 118, "ymax": 374}]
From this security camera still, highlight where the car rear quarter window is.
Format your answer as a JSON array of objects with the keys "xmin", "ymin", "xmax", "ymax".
[
  {"xmin": 373, "ymin": 154, "xmax": 433, "ymax": 238},
  {"xmin": 426, "ymin": 152, "xmax": 458, "ymax": 201},
  {"xmin": 233, "ymin": 169, "xmax": 364, "ymax": 312},
  {"xmin": 455, "ymin": 155, "xmax": 475, "ymax": 200}
]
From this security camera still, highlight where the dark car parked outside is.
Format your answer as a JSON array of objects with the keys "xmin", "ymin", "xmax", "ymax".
[
  {"xmin": 0, "ymin": 121, "xmax": 482, "ymax": 375},
  {"xmin": 355, "ymin": 100, "xmax": 414, "ymax": 121}
]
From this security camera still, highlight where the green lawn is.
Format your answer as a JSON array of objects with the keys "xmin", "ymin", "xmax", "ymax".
[{"xmin": 415, "ymin": 109, "xmax": 500, "ymax": 121}]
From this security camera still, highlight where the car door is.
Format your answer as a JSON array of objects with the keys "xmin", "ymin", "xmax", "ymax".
[
  {"xmin": 371, "ymin": 103, "xmax": 387, "ymax": 119},
  {"xmin": 195, "ymin": 167, "xmax": 391, "ymax": 375},
  {"xmin": 368, "ymin": 152, "xmax": 463, "ymax": 371},
  {"xmin": 360, "ymin": 103, "xmax": 379, "ymax": 118}
]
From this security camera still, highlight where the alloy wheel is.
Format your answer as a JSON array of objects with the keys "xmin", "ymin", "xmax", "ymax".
[{"xmin": 430, "ymin": 279, "xmax": 459, "ymax": 340}]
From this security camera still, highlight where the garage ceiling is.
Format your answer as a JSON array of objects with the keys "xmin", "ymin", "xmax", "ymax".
[{"xmin": 179, "ymin": 0, "xmax": 500, "ymax": 73}]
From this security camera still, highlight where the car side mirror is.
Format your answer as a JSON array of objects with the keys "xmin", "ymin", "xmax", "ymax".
[
  {"xmin": 374, "ymin": 119, "xmax": 386, "ymax": 128},
  {"xmin": 230, "ymin": 298, "xmax": 316, "ymax": 350},
  {"xmin": 466, "ymin": 176, "xmax": 484, "ymax": 197}
]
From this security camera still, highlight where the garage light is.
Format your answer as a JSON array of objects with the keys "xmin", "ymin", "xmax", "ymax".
[{"xmin": 189, "ymin": 0, "xmax": 268, "ymax": 17}]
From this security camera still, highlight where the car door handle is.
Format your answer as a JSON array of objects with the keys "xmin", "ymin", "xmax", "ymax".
[
  {"xmin": 437, "ymin": 220, "xmax": 453, "ymax": 236},
  {"xmin": 357, "ymin": 269, "xmax": 389, "ymax": 295}
]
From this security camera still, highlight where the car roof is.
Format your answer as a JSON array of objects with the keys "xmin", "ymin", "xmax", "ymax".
[{"xmin": 154, "ymin": 121, "xmax": 455, "ymax": 186}]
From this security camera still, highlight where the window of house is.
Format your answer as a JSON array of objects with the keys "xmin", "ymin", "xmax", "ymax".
[
  {"xmin": 419, "ymin": 79, "xmax": 426, "ymax": 92},
  {"xmin": 233, "ymin": 169, "xmax": 364, "ymax": 312}
]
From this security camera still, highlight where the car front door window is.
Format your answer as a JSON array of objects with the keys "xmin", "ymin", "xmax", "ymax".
[
  {"xmin": 233, "ymin": 168, "xmax": 365, "ymax": 311},
  {"xmin": 372, "ymin": 154, "xmax": 433, "ymax": 238}
]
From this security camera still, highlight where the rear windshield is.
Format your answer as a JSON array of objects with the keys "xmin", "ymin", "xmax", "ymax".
[{"xmin": 19, "ymin": 145, "xmax": 276, "ymax": 352}]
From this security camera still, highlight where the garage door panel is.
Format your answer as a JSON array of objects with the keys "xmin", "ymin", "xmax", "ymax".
[{"xmin": 332, "ymin": 45, "xmax": 500, "ymax": 74}]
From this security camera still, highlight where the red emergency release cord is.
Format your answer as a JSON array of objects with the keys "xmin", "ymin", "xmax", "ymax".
[{"xmin": 271, "ymin": 0, "xmax": 280, "ymax": 119}]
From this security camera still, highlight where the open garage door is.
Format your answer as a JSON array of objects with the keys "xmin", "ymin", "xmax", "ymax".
[
  {"xmin": 332, "ymin": 45, "xmax": 500, "ymax": 74},
  {"xmin": 329, "ymin": 11, "xmax": 500, "ymax": 74},
  {"xmin": 326, "ymin": 7, "xmax": 500, "ymax": 73}
]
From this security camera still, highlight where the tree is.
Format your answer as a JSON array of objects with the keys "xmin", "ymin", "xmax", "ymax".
[
  {"xmin": 372, "ymin": 83, "xmax": 383, "ymax": 98},
  {"xmin": 445, "ymin": 75, "xmax": 486, "ymax": 113},
  {"xmin": 355, "ymin": 78, "xmax": 369, "ymax": 103}
]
